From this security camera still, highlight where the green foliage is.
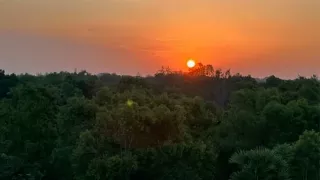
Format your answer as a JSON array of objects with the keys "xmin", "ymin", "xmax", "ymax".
[
  {"xmin": 229, "ymin": 147, "xmax": 290, "ymax": 180},
  {"xmin": 136, "ymin": 142, "xmax": 216, "ymax": 180},
  {"xmin": 1, "ymin": 66, "xmax": 320, "ymax": 180},
  {"xmin": 87, "ymin": 153, "xmax": 138, "ymax": 180},
  {"xmin": 291, "ymin": 130, "xmax": 320, "ymax": 180}
]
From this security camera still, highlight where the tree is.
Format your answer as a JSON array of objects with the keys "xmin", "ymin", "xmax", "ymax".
[
  {"xmin": 229, "ymin": 148, "xmax": 290, "ymax": 180},
  {"xmin": 135, "ymin": 142, "xmax": 217, "ymax": 180},
  {"xmin": 291, "ymin": 130, "xmax": 320, "ymax": 180},
  {"xmin": 0, "ymin": 83, "xmax": 60, "ymax": 179},
  {"xmin": 87, "ymin": 153, "xmax": 138, "ymax": 180}
]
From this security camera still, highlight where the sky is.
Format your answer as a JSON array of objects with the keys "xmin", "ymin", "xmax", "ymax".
[{"xmin": 0, "ymin": 0, "xmax": 319, "ymax": 78}]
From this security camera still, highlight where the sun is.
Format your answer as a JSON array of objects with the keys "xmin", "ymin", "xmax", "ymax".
[{"xmin": 187, "ymin": 59, "xmax": 196, "ymax": 68}]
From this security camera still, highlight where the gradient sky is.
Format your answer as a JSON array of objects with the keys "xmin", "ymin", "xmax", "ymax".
[{"xmin": 0, "ymin": 0, "xmax": 319, "ymax": 78}]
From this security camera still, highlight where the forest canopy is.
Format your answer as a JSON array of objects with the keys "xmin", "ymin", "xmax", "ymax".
[{"xmin": 0, "ymin": 65, "xmax": 320, "ymax": 180}]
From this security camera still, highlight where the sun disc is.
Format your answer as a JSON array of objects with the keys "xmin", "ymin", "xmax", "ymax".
[{"xmin": 187, "ymin": 59, "xmax": 196, "ymax": 68}]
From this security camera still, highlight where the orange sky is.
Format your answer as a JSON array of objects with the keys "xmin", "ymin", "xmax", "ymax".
[{"xmin": 0, "ymin": 0, "xmax": 319, "ymax": 78}]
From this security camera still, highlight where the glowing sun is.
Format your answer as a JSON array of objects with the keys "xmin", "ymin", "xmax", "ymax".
[{"xmin": 187, "ymin": 59, "xmax": 196, "ymax": 68}]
